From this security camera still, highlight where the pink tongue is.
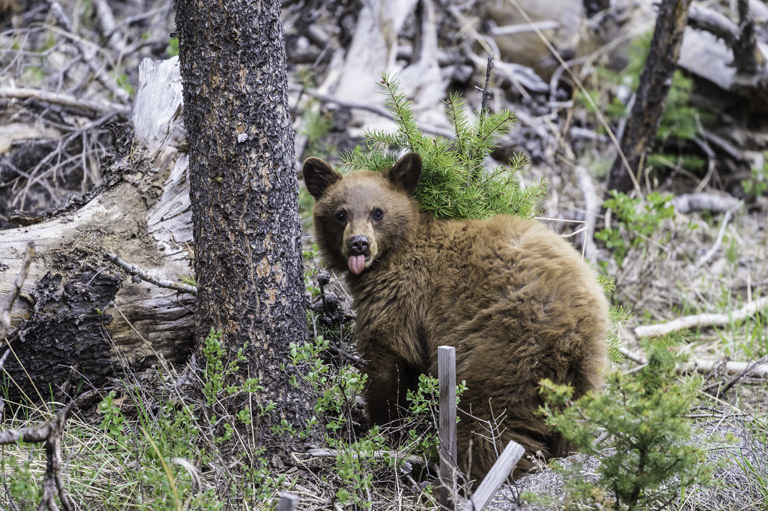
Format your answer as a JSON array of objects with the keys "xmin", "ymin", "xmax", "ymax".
[{"xmin": 348, "ymin": 255, "xmax": 366, "ymax": 275}]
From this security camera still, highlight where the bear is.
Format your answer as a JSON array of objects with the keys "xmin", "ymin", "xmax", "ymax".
[{"xmin": 302, "ymin": 152, "xmax": 610, "ymax": 487}]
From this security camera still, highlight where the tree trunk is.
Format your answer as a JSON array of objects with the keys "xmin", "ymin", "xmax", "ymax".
[
  {"xmin": 606, "ymin": 0, "xmax": 694, "ymax": 195},
  {"xmin": 0, "ymin": 58, "xmax": 195, "ymax": 402},
  {"xmin": 174, "ymin": 0, "xmax": 314, "ymax": 456}
]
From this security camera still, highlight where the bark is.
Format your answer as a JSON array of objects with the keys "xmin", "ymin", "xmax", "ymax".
[
  {"xmin": 0, "ymin": 58, "xmax": 195, "ymax": 402},
  {"xmin": 584, "ymin": 0, "xmax": 610, "ymax": 19},
  {"xmin": 174, "ymin": 0, "xmax": 315, "ymax": 455},
  {"xmin": 606, "ymin": 0, "xmax": 694, "ymax": 195}
]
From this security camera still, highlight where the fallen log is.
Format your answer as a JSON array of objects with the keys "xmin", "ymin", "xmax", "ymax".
[{"xmin": 0, "ymin": 57, "xmax": 196, "ymax": 401}]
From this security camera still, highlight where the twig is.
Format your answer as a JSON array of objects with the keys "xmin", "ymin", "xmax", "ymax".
[
  {"xmin": 694, "ymin": 203, "xmax": 739, "ymax": 268},
  {"xmin": 479, "ymin": 54, "xmax": 494, "ymax": 114},
  {"xmin": 0, "ymin": 401, "xmax": 76, "ymax": 511},
  {"xmin": 572, "ymin": 165, "xmax": 599, "ymax": 260},
  {"xmin": 105, "ymin": 252, "xmax": 197, "ymax": 295},
  {"xmin": 634, "ymin": 296, "xmax": 768, "ymax": 338},
  {"xmin": 46, "ymin": 0, "xmax": 130, "ymax": 104},
  {"xmin": 0, "ymin": 242, "xmax": 35, "ymax": 339},
  {"xmin": 0, "ymin": 87, "xmax": 129, "ymax": 117}
]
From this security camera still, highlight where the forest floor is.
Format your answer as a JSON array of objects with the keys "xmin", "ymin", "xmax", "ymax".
[{"xmin": 1, "ymin": 0, "xmax": 767, "ymax": 510}]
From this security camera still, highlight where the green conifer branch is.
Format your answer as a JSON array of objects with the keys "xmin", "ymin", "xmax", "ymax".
[{"xmin": 344, "ymin": 73, "xmax": 546, "ymax": 221}]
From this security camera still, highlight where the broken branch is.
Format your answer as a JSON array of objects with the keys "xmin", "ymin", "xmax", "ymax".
[
  {"xmin": 105, "ymin": 252, "xmax": 197, "ymax": 295},
  {"xmin": 0, "ymin": 401, "xmax": 76, "ymax": 511},
  {"xmin": 634, "ymin": 296, "xmax": 768, "ymax": 338}
]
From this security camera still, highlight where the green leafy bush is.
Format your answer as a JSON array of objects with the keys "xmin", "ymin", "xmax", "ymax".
[{"xmin": 596, "ymin": 190, "xmax": 674, "ymax": 269}]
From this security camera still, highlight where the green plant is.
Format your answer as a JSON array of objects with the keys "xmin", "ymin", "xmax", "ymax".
[
  {"xmin": 743, "ymin": 154, "xmax": 768, "ymax": 197},
  {"xmin": 167, "ymin": 37, "xmax": 179, "ymax": 57},
  {"xmin": 596, "ymin": 190, "xmax": 674, "ymax": 269},
  {"xmin": 344, "ymin": 73, "xmax": 546, "ymax": 220},
  {"xmin": 99, "ymin": 390, "xmax": 128, "ymax": 446},
  {"xmin": 539, "ymin": 336, "xmax": 715, "ymax": 510},
  {"xmin": 201, "ymin": 328, "xmax": 260, "ymax": 407}
]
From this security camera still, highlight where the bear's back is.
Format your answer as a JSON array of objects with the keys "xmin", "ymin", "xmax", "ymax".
[{"xmin": 416, "ymin": 214, "xmax": 609, "ymax": 396}]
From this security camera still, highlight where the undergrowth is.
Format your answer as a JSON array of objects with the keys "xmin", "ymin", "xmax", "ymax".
[{"xmin": 534, "ymin": 336, "xmax": 717, "ymax": 511}]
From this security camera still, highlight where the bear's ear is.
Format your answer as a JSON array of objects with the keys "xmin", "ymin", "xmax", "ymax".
[
  {"xmin": 384, "ymin": 152, "xmax": 422, "ymax": 195},
  {"xmin": 303, "ymin": 157, "xmax": 342, "ymax": 200}
]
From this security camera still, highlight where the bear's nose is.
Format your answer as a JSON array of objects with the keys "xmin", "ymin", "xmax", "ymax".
[{"xmin": 348, "ymin": 235, "xmax": 370, "ymax": 255}]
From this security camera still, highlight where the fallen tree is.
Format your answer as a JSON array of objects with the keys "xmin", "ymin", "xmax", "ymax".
[{"xmin": 0, "ymin": 58, "xmax": 195, "ymax": 401}]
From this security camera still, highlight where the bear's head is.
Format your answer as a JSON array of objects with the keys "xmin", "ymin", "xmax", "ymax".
[{"xmin": 303, "ymin": 152, "xmax": 423, "ymax": 276}]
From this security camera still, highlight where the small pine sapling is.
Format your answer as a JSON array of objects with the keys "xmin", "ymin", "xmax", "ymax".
[
  {"xmin": 344, "ymin": 73, "xmax": 546, "ymax": 220},
  {"xmin": 539, "ymin": 336, "xmax": 715, "ymax": 511}
]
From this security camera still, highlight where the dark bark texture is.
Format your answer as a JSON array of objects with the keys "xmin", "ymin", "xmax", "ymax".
[
  {"xmin": 584, "ymin": 0, "xmax": 610, "ymax": 19},
  {"xmin": 175, "ymin": 0, "xmax": 313, "ymax": 453},
  {"xmin": 607, "ymin": 0, "xmax": 694, "ymax": 194}
]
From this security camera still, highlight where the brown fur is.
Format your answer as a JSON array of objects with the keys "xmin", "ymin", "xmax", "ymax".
[{"xmin": 303, "ymin": 153, "xmax": 610, "ymax": 486}]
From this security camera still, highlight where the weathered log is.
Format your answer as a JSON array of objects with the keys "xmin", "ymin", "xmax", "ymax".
[{"xmin": 0, "ymin": 57, "xmax": 195, "ymax": 401}]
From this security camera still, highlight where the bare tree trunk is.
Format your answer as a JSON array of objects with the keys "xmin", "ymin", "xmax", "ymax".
[
  {"xmin": 175, "ymin": 0, "xmax": 315, "ymax": 455},
  {"xmin": 606, "ymin": 0, "xmax": 694, "ymax": 195}
]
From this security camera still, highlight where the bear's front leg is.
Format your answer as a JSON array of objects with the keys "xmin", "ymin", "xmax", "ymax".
[{"xmin": 363, "ymin": 347, "xmax": 423, "ymax": 427}]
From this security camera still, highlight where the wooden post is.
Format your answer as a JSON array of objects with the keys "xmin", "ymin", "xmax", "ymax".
[
  {"xmin": 462, "ymin": 440, "xmax": 525, "ymax": 511},
  {"xmin": 438, "ymin": 346, "xmax": 458, "ymax": 510},
  {"xmin": 277, "ymin": 492, "xmax": 299, "ymax": 511}
]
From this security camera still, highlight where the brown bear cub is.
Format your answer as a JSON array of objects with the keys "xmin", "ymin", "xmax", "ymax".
[{"xmin": 303, "ymin": 152, "xmax": 610, "ymax": 486}]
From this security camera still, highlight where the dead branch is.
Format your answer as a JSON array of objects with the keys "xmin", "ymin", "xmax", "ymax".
[
  {"xmin": 688, "ymin": 4, "xmax": 740, "ymax": 47},
  {"xmin": 0, "ymin": 242, "xmax": 35, "ymax": 339},
  {"xmin": 0, "ymin": 87, "xmax": 129, "ymax": 117},
  {"xmin": 105, "ymin": 252, "xmax": 197, "ymax": 295},
  {"xmin": 634, "ymin": 296, "xmax": 768, "ymax": 338},
  {"xmin": 671, "ymin": 193, "xmax": 741, "ymax": 214},
  {"xmin": 621, "ymin": 347, "xmax": 768, "ymax": 378},
  {"xmin": 0, "ymin": 401, "xmax": 75, "ymax": 511},
  {"xmin": 686, "ymin": 359, "xmax": 768, "ymax": 378}
]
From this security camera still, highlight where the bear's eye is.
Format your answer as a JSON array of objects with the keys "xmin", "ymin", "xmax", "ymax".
[
  {"xmin": 371, "ymin": 208, "xmax": 384, "ymax": 220},
  {"xmin": 335, "ymin": 210, "xmax": 347, "ymax": 223}
]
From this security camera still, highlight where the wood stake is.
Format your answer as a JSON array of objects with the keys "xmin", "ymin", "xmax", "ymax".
[
  {"xmin": 277, "ymin": 493, "xmax": 299, "ymax": 511},
  {"xmin": 462, "ymin": 440, "xmax": 525, "ymax": 511},
  {"xmin": 438, "ymin": 346, "xmax": 458, "ymax": 510}
]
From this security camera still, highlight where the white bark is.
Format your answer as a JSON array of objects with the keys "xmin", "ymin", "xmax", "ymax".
[{"xmin": 0, "ymin": 57, "xmax": 195, "ymax": 366}]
